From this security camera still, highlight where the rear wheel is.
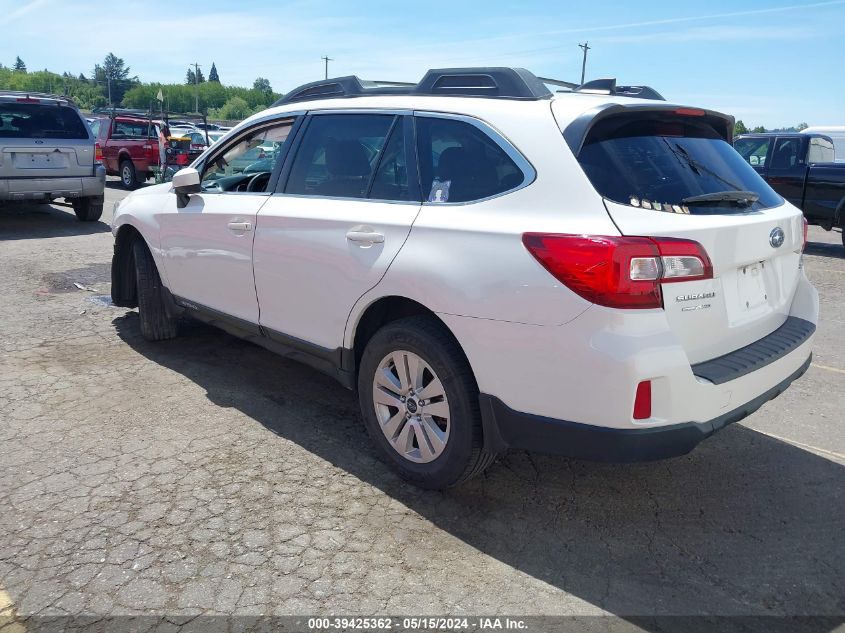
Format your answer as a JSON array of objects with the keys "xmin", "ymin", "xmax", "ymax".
[
  {"xmin": 358, "ymin": 316, "xmax": 495, "ymax": 489},
  {"xmin": 120, "ymin": 160, "xmax": 138, "ymax": 190},
  {"xmin": 132, "ymin": 239, "xmax": 178, "ymax": 341},
  {"xmin": 72, "ymin": 195, "xmax": 104, "ymax": 222}
]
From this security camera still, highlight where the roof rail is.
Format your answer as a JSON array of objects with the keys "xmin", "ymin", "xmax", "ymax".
[
  {"xmin": 273, "ymin": 67, "xmax": 555, "ymax": 106},
  {"xmin": 0, "ymin": 90, "xmax": 76, "ymax": 105},
  {"xmin": 575, "ymin": 78, "xmax": 664, "ymax": 101}
]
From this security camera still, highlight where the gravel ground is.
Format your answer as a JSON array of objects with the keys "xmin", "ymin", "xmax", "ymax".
[{"xmin": 0, "ymin": 182, "xmax": 843, "ymax": 630}]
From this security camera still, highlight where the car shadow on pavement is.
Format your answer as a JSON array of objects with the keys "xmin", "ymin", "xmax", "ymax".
[
  {"xmin": 0, "ymin": 203, "xmax": 111, "ymax": 240},
  {"xmin": 114, "ymin": 315, "xmax": 844, "ymax": 631}
]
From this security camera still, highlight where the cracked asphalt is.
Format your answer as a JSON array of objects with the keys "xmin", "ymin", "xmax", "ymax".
[{"xmin": 0, "ymin": 181, "xmax": 843, "ymax": 630}]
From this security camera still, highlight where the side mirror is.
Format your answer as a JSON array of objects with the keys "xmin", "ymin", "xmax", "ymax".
[{"xmin": 172, "ymin": 167, "xmax": 201, "ymax": 208}]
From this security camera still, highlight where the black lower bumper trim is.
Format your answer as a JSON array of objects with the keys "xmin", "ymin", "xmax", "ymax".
[
  {"xmin": 692, "ymin": 317, "xmax": 815, "ymax": 385},
  {"xmin": 478, "ymin": 353, "xmax": 812, "ymax": 462}
]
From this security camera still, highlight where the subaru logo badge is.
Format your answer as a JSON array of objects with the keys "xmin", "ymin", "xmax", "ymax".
[{"xmin": 769, "ymin": 227, "xmax": 785, "ymax": 248}]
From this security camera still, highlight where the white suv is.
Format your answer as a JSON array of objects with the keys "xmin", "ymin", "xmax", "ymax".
[{"xmin": 111, "ymin": 68, "xmax": 818, "ymax": 489}]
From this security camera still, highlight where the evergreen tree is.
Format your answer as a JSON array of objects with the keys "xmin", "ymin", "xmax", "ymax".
[
  {"xmin": 209, "ymin": 62, "xmax": 220, "ymax": 83},
  {"xmin": 186, "ymin": 68, "xmax": 196, "ymax": 85},
  {"xmin": 13, "ymin": 56, "xmax": 26, "ymax": 72}
]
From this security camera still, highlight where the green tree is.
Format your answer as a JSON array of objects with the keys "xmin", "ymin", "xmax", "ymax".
[
  {"xmin": 13, "ymin": 56, "xmax": 26, "ymax": 73},
  {"xmin": 209, "ymin": 62, "xmax": 220, "ymax": 83},
  {"xmin": 751, "ymin": 125, "xmax": 767, "ymax": 133},
  {"xmin": 213, "ymin": 96, "xmax": 252, "ymax": 120},
  {"xmin": 186, "ymin": 68, "xmax": 195, "ymax": 85},
  {"xmin": 734, "ymin": 120, "xmax": 748, "ymax": 136},
  {"xmin": 253, "ymin": 77, "xmax": 272, "ymax": 97},
  {"xmin": 796, "ymin": 122, "xmax": 808, "ymax": 131}
]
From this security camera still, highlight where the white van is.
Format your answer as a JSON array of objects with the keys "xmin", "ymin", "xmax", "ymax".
[{"xmin": 801, "ymin": 126, "xmax": 845, "ymax": 162}]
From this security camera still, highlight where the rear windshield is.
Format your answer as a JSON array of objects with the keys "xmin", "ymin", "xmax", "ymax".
[
  {"xmin": 0, "ymin": 102, "xmax": 89, "ymax": 139},
  {"xmin": 577, "ymin": 115, "xmax": 782, "ymax": 214}
]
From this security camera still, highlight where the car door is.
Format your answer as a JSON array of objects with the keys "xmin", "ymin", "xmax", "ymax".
[
  {"xmin": 766, "ymin": 136, "xmax": 806, "ymax": 207},
  {"xmin": 253, "ymin": 112, "xmax": 421, "ymax": 351},
  {"xmin": 157, "ymin": 117, "xmax": 298, "ymax": 324}
]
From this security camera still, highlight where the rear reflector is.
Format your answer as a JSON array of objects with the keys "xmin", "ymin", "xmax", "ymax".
[
  {"xmin": 633, "ymin": 380, "xmax": 652, "ymax": 420},
  {"xmin": 522, "ymin": 233, "xmax": 712, "ymax": 309}
]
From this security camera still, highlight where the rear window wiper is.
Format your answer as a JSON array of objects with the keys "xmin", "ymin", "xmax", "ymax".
[{"xmin": 682, "ymin": 190, "xmax": 759, "ymax": 206}]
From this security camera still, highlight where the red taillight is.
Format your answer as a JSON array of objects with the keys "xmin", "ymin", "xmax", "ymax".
[
  {"xmin": 633, "ymin": 380, "xmax": 652, "ymax": 419},
  {"xmin": 802, "ymin": 217, "xmax": 808, "ymax": 252},
  {"xmin": 94, "ymin": 142, "xmax": 103, "ymax": 162},
  {"xmin": 674, "ymin": 107, "xmax": 706, "ymax": 117},
  {"xmin": 191, "ymin": 143, "xmax": 204, "ymax": 151},
  {"xmin": 522, "ymin": 234, "xmax": 712, "ymax": 309}
]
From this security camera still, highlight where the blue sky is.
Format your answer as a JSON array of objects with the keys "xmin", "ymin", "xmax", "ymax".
[{"xmin": 2, "ymin": 0, "xmax": 843, "ymax": 126}]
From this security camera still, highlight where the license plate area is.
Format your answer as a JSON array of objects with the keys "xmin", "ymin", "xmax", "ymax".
[
  {"xmin": 14, "ymin": 152, "xmax": 69, "ymax": 169},
  {"xmin": 737, "ymin": 262, "xmax": 768, "ymax": 311}
]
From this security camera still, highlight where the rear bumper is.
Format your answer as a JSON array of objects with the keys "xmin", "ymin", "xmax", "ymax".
[
  {"xmin": 480, "ymin": 353, "xmax": 812, "ymax": 461},
  {"xmin": 0, "ymin": 165, "xmax": 105, "ymax": 201}
]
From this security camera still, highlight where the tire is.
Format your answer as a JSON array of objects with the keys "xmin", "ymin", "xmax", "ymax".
[
  {"xmin": 72, "ymin": 195, "xmax": 104, "ymax": 222},
  {"xmin": 132, "ymin": 239, "xmax": 178, "ymax": 341},
  {"xmin": 358, "ymin": 316, "xmax": 496, "ymax": 489},
  {"xmin": 120, "ymin": 160, "xmax": 138, "ymax": 190}
]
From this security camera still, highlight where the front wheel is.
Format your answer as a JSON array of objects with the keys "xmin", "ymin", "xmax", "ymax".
[
  {"xmin": 357, "ymin": 316, "xmax": 495, "ymax": 489},
  {"xmin": 132, "ymin": 239, "xmax": 178, "ymax": 341},
  {"xmin": 72, "ymin": 195, "xmax": 104, "ymax": 222}
]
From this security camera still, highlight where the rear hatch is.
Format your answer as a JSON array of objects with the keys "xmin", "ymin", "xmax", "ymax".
[
  {"xmin": 558, "ymin": 103, "xmax": 804, "ymax": 364},
  {"xmin": 0, "ymin": 99, "xmax": 94, "ymax": 180}
]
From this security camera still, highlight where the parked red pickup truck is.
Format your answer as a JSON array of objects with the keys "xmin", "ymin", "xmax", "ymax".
[{"xmin": 89, "ymin": 116, "xmax": 200, "ymax": 189}]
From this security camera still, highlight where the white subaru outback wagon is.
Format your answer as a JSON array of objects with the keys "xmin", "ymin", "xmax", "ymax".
[{"xmin": 111, "ymin": 68, "xmax": 818, "ymax": 489}]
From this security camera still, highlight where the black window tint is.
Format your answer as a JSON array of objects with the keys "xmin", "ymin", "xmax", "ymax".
[
  {"xmin": 771, "ymin": 138, "xmax": 801, "ymax": 169},
  {"xmin": 577, "ymin": 116, "xmax": 783, "ymax": 214},
  {"xmin": 368, "ymin": 121, "xmax": 410, "ymax": 201},
  {"xmin": 416, "ymin": 117, "xmax": 524, "ymax": 203},
  {"xmin": 0, "ymin": 103, "xmax": 88, "ymax": 139},
  {"xmin": 285, "ymin": 114, "xmax": 394, "ymax": 198}
]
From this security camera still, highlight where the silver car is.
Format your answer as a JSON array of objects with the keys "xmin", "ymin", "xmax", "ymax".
[{"xmin": 0, "ymin": 91, "xmax": 106, "ymax": 221}]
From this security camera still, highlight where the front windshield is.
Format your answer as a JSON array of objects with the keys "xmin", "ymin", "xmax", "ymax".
[{"xmin": 577, "ymin": 116, "xmax": 783, "ymax": 214}]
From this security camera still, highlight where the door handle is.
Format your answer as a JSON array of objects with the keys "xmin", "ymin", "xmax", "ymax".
[
  {"xmin": 346, "ymin": 229, "xmax": 384, "ymax": 244},
  {"xmin": 227, "ymin": 221, "xmax": 252, "ymax": 232}
]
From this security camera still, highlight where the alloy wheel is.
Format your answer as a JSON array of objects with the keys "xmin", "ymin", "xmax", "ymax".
[{"xmin": 372, "ymin": 350, "xmax": 450, "ymax": 463}]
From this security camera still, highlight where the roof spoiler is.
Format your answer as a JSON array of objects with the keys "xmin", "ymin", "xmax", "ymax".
[{"xmin": 562, "ymin": 103, "xmax": 735, "ymax": 156}]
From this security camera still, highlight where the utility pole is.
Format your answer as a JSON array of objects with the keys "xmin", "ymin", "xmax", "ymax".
[
  {"xmin": 107, "ymin": 77, "xmax": 112, "ymax": 107},
  {"xmin": 321, "ymin": 56, "xmax": 333, "ymax": 80},
  {"xmin": 192, "ymin": 62, "xmax": 201, "ymax": 112},
  {"xmin": 578, "ymin": 41, "xmax": 591, "ymax": 85}
]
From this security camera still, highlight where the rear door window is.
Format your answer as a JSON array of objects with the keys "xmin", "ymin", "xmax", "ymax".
[
  {"xmin": 0, "ymin": 103, "xmax": 89, "ymax": 139},
  {"xmin": 577, "ymin": 115, "xmax": 783, "ymax": 214},
  {"xmin": 415, "ymin": 117, "xmax": 525, "ymax": 203},
  {"xmin": 770, "ymin": 138, "xmax": 801, "ymax": 169}
]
